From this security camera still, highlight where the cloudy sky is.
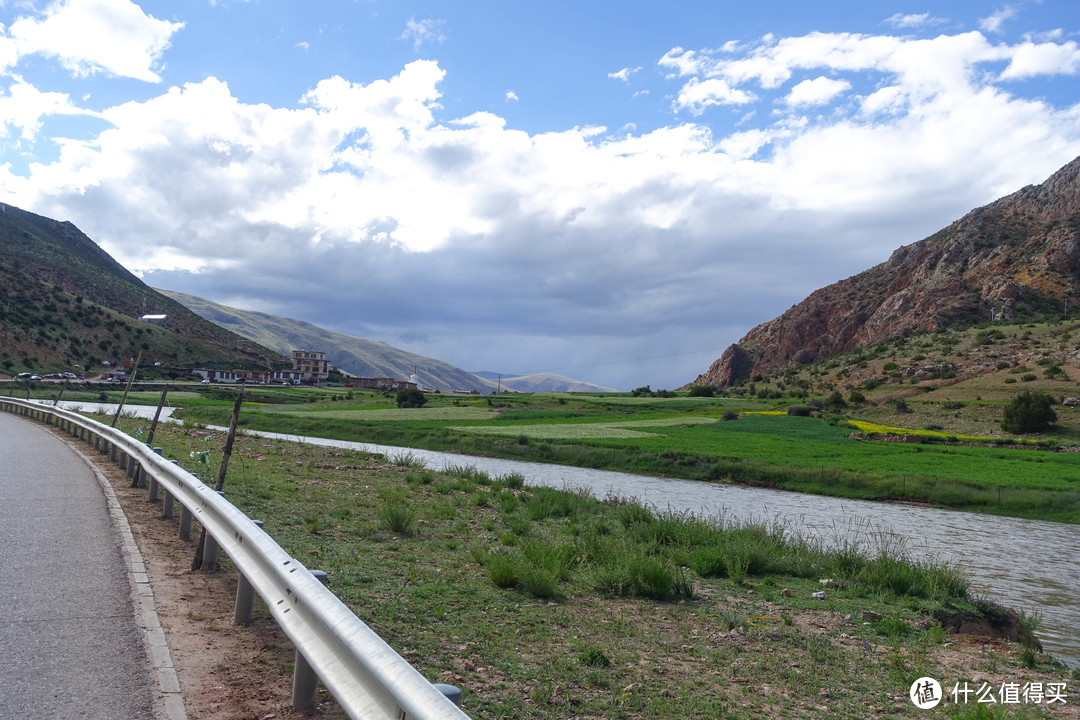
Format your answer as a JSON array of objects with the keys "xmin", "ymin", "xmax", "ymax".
[{"xmin": 2, "ymin": 0, "xmax": 1080, "ymax": 389}]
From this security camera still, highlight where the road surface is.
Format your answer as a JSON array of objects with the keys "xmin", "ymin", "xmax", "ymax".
[{"xmin": 0, "ymin": 412, "xmax": 160, "ymax": 719}]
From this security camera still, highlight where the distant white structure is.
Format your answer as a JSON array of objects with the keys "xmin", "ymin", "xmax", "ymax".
[
  {"xmin": 410, "ymin": 366, "xmax": 436, "ymax": 392},
  {"xmin": 140, "ymin": 314, "xmax": 167, "ymax": 326}
]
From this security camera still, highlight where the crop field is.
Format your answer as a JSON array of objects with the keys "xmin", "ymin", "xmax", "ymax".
[
  {"xmin": 46, "ymin": 379, "xmax": 1080, "ymax": 522},
  {"xmin": 269, "ymin": 406, "xmax": 500, "ymax": 422},
  {"xmin": 450, "ymin": 416, "xmax": 719, "ymax": 439}
]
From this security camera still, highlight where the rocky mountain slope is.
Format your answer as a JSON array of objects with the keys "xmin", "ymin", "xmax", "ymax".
[
  {"xmin": 693, "ymin": 155, "xmax": 1080, "ymax": 388},
  {"xmin": 157, "ymin": 290, "xmax": 496, "ymax": 393},
  {"xmin": 0, "ymin": 205, "xmax": 285, "ymax": 375}
]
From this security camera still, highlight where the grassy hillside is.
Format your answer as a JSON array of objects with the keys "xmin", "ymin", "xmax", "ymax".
[
  {"xmin": 0, "ymin": 205, "xmax": 287, "ymax": 375},
  {"xmin": 731, "ymin": 317, "xmax": 1080, "ymax": 441}
]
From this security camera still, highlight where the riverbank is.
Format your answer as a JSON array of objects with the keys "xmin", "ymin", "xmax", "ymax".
[
  {"xmin": 22, "ymin": 386, "xmax": 1080, "ymax": 523},
  {"xmin": 171, "ymin": 401, "xmax": 1080, "ymax": 524},
  {"xmin": 137, "ymin": 421, "xmax": 1077, "ymax": 719}
]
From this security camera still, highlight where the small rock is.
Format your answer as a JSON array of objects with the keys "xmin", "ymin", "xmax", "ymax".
[
  {"xmin": 819, "ymin": 578, "xmax": 836, "ymax": 586},
  {"xmin": 812, "ymin": 591, "xmax": 826, "ymax": 600},
  {"xmin": 781, "ymin": 588, "xmax": 792, "ymax": 597},
  {"xmin": 844, "ymin": 614, "xmax": 853, "ymax": 622},
  {"xmin": 863, "ymin": 610, "xmax": 884, "ymax": 621}
]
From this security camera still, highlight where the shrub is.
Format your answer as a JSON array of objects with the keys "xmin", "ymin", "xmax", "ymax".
[
  {"xmin": 687, "ymin": 384, "xmax": 716, "ymax": 397},
  {"xmin": 721, "ymin": 410, "xmax": 739, "ymax": 421},
  {"xmin": 1001, "ymin": 390, "xmax": 1057, "ymax": 434},
  {"xmin": 395, "ymin": 388, "xmax": 427, "ymax": 408},
  {"xmin": 848, "ymin": 390, "xmax": 866, "ymax": 404},
  {"xmin": 787, "ymin": 405, "xmax": 811, "ymax": 417}
]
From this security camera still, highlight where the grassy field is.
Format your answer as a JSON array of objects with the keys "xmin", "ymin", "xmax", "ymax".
[
  {"xmin": 157, "ymin": 388, "xmax": 1080, "ymax": 523},
  {"xmin": 118, "ymin": 421, "xmax": 1077, "ymax": 719}
]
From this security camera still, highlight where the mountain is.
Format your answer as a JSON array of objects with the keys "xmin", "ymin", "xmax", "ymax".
[
  {"xmin": 156, "ymin": 290, "xmax": 495, "ymax": 393},
  {"xmin": 693, "ymin": 155, "xmax": 1080, "ymax": 388},
  {"xmin": 471, "ymin": 371, "xmax": 617, "ymax": 393},
  {"xmin": 0, "ymin": 205, "xmax": 286, "ymax": 376}
]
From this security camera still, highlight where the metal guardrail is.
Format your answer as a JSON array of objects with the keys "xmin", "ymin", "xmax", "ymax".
[{"xmin": 1, "ymin": 398, "xmax": 470, "ymax": 720}]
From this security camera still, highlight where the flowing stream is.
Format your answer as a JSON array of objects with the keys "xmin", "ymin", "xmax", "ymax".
[{"xmin": 39, "ymin": 400, "xmax": 1080, "ymax": 668}]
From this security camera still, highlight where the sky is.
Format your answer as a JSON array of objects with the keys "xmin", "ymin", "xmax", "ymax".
[{"xmin": 2, "ymin": 1, "xmax": 1080, "ymax": 390}]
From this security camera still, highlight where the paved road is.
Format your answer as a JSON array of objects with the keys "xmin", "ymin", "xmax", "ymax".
[{"xmin": 0, "ymin": 412, "xmax": 157, "ymax": 719}]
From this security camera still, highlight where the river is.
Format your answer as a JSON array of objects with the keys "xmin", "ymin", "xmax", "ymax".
[{"xmin": 38, "ymin": 400, "xmax": 1080, "ymax": 668}]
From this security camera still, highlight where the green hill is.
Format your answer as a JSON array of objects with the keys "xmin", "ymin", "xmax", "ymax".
[{"xmin": 0, "ymin": 205, "xmax": 287, "ymax": 377}]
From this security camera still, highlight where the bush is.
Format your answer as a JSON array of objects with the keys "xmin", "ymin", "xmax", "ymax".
[
  {"xmin": 395, "ymin": 388, "xmax": 427, "ymax": 408},
  {"xmin": 787, "ymin": 405, "xmax": 812, "ymax": 417},
  {"xmin": 687, "ymin": 384, "xmax": 716, "ymax": 397},
  {"xmin": 1001, "ymin": 390, "xmax": 1057, "ymax": 434},
  {"xmin": 721, "ymin": 410, "xmax": 739, "ymax": 421}
]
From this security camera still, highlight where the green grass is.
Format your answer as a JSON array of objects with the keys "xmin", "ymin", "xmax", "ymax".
[
  {"xmin": 108, "ymin": 421, "xmax": 1069, "ymax": 720},
  {"xmin": 167, "ymin": 389, "xmax": 1080, "ymax": 522}
]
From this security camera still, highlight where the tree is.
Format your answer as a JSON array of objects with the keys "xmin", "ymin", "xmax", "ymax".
[
  {"xmin": 1001, "ymin": 390, "xmax": 1057, "ymax": 434},
  {"xmin": 688, "ymin": 384, "xmax": 716, "ymax": 397},
  {"xmin": 396, "ymin": 388, "xmax": 427, "ymax": 408}
]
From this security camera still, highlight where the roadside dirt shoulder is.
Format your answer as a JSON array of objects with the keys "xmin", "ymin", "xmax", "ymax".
[{"xmin": 64, "ymin": 430, "xmax": 346, "ymax": 720}]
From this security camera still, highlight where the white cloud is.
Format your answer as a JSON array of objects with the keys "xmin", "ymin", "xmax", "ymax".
[
  {"xmin": 674, "ymin": 77, "xmax": 756, "ymax": 113},
  {"xmin": 1000, "ymin": 40, "xmax": 1080, "ymax": 79},
  {"xmin": 784, "ymin": 76, "xmax": 851, "ymax": 106},
  {"xmin": 3, "ymin": 0, "xmax": 182, "ymax": 82},
  {"xmin": 505, "ymin": 90, "xmax": 518, "ymax": 102},
  {"xmin": 402, "ymin": 17, "xmax": 447, "ymax": 51},
  {"xmin": 883, "ymin": 13, "xmax": 945, "ymax": 29},
  {"xmin": 979, "ymin": 5, "xmax": 1019, "ymax": 35},
  {"xmin": 0, "ymin": 76, "xmax": 96, "ymax": 139},
  {"xmin": 608, "ymin": 66, "xmax": 642, "ymax": 83}
]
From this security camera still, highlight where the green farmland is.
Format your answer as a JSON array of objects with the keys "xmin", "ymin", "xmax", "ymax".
[{"xmin": 152, "ymin": 387, "xmax": 1080, "ymax": 523}]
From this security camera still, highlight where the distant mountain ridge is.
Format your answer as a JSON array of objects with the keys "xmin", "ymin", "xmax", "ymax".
[
  {"xmin": 693, "ymin": 155, "xmax": 1080, "ymax": 387},
  {"xmin": 157, "ymin": 290, "xmax": 495, "ymax": 392},
  {"xmin": 471, "ymin": 371, "xmax": 617, "ymax": 393}
]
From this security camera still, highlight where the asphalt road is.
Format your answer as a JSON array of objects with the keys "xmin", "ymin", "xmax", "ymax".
[{"xmin": 0, "ymin": 412, "xmax": 156, "ymax": 719}]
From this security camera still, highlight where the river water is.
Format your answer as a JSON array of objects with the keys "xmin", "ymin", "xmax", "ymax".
[{"xmin": 39, "ymin": 400, "xmax": 1080, "ymax": 668}]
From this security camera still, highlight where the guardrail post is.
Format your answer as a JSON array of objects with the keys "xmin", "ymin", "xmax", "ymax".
[
  {"xmin": 233, "ymin": 520, "xmax": 264, "ymax": 625},
  {"xmin": 127, "ymin": 456, "xmax": 137, "ymax": 480},
  {"xmin": 179, "ymin": 500, "xmax": 192, "ymax": 540},
  {"xmin": 293, "ymin": 570, "xmax": 329, "ymax": 711},
  {"xmin": 202, "ymin": 491, "xmax": 227, "ymax": 571},
  {"xmin": 149, "ymin": 457, "xmax": 167, "ymax": 502},
  {"xmin": 110, "ymin": 443, "xmax": 119, "ymax": 464}
]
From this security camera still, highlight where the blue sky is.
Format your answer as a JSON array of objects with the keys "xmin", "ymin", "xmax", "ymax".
[{"xmin": 2, "ymin": 1, "xmax": 1080, "ymax": 389}]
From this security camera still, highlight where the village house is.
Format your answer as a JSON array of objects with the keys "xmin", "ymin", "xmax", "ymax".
[{"xmin": 292, "ymin": 350, "xmax": 330, "ymax": 382}]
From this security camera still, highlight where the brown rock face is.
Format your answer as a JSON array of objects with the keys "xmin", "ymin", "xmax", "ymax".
[{"xmin": 692, "ymin": 155, "xmax": 1080, "ymax": 388}]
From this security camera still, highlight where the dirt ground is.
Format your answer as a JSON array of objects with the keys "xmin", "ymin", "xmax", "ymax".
[{"xmin": 65, "ymin": 430, "xmax": 347, "ymax": 720}]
